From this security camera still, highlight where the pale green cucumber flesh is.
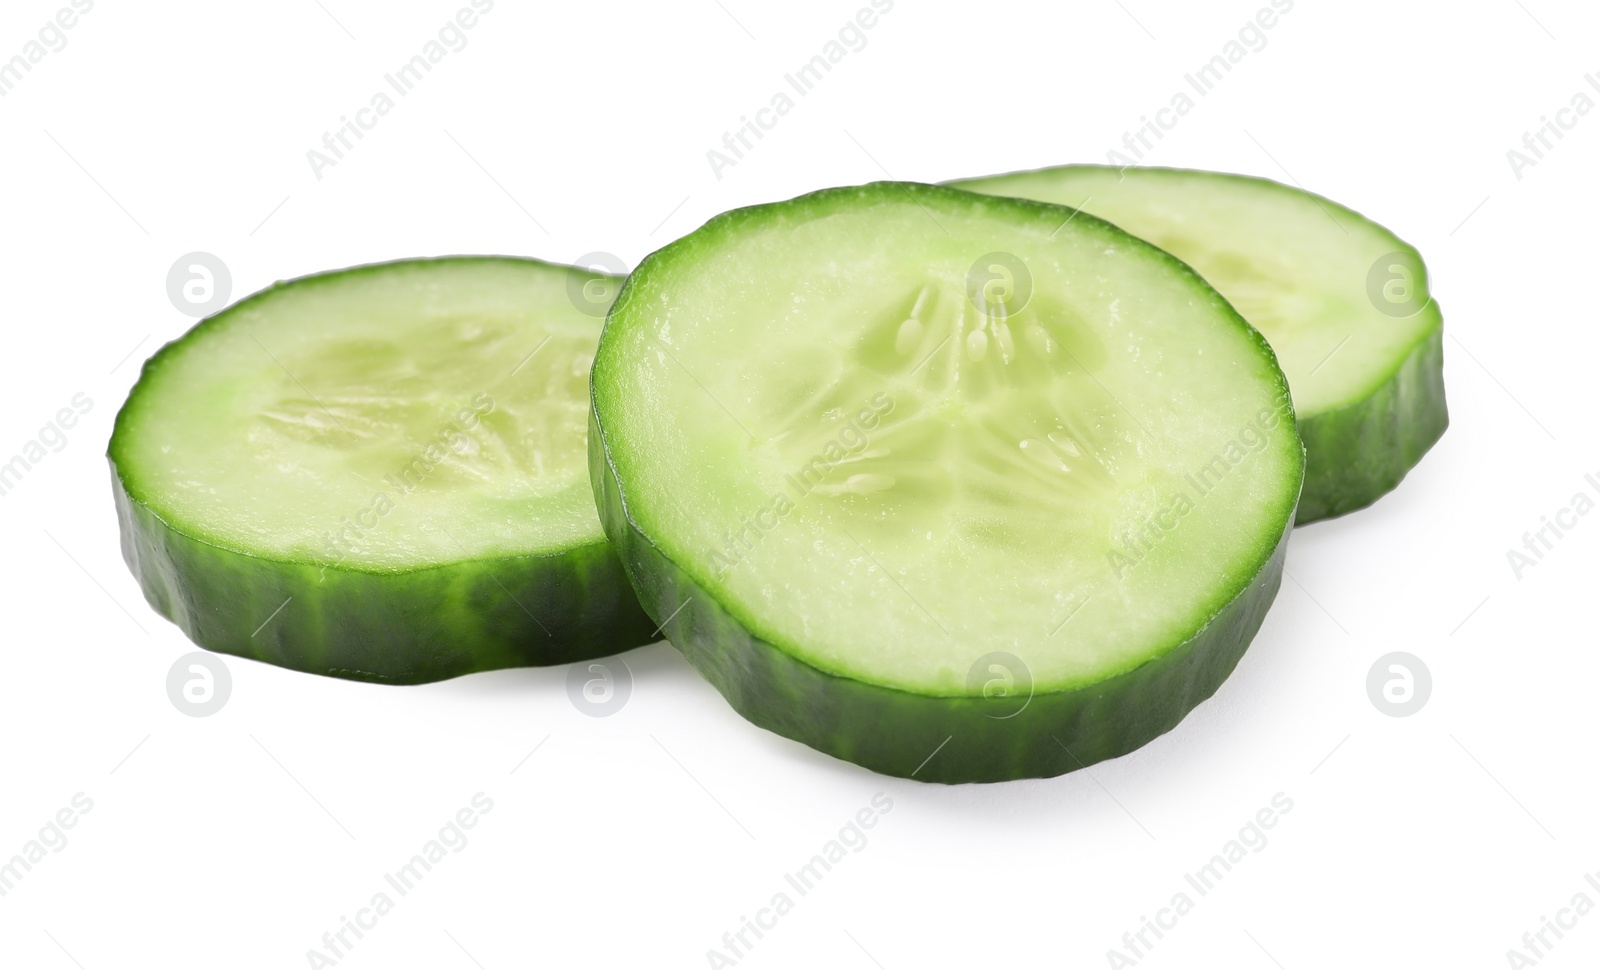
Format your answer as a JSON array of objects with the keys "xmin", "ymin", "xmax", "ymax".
[
  {"xmin": 591, "ymin": 183, "xmax": 1304, "ymax": 781},
  {"xmin": 950, "ymin": 164, "xmax": 1447, "ymax": 523},
  {"xmin": 111, "ymin": 256, "xmax": 654, "ymax": 683}
]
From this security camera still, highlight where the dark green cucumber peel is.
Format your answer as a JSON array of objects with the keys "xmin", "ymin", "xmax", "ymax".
[
  {"xmin": 112, "ymin": 474, "xmax": 653, "ymax": 684},
  {"xmin": 110, "ymin": 257, "xmax": 656, "ymax": 684},
  {"xmin": 591, "ymin": 410, "xmax": 1292, "ymax": 783},
  {"xmin": 1295, "ymin": 327, "xmax": 1447, "ymax": 523},
  {"xmin": 589, "ymin": 183, "xmax": 1305, "ymax": 783}
]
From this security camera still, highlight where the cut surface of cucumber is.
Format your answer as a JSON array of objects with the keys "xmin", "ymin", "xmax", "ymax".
[
  {"xmin": 591, "ymin": 183, "xmax": 1303, "ymax": 782},
  {"xmin": 950, "ymin": 164, "xmax": 1447, "ymax": 523},
  {"xmin": 111, "ymin": 256, "xmax": 655, "ymax": 683}
]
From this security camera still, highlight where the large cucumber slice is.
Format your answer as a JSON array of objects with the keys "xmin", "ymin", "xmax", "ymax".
[
  {"xmin": 950, "ymin": 165, "xmax": 1447, "ymax": 524},
  {"xmin": 111, "ymin": 257, "xmax": 655, "ymax": 684},
  {"xmin": 591, "ymin": 183, "xmax": 1304, "ymax": 782}
]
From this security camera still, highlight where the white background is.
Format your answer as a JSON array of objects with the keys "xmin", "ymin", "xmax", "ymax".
[{"xmin": 1, "ymin": 0, "xmax": 1595, "ymax": 967}]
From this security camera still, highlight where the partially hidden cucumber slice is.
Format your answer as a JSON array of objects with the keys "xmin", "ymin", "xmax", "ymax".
[
  {"xmin": 591, "ymin": 183, "xmax": 1304, "ymax": 782},
  {"xmin": 111, "ymin": 256, "xmax": 656, "ymax": 684},
  {"xmin": 950, "ymin": 164, "xmax": 1447, "ymax": 524}
]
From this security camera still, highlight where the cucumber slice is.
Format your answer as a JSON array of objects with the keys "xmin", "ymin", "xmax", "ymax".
[
  {"xmin": 111, "ymin": 257, "xmax": 656, "ymax": 684},
  {"xmin": 591, "ymin": 183, "xmax": 1304, "ymax": 782},
  {"xmin": 950, "ymin": 165, "xmax": 1447, "ymax": 524}
]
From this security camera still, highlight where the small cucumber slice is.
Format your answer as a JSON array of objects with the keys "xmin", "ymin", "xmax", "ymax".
[
  {"xmin": 591, "ymin": 183, "xmax": 1303, "ymax": 782},
  {"xmin": 111, "ymin": 257, "xmax": 655, "ymax": 684},
  {"xmin": 951, "ymin": 165, "xmax": 1447, "ymax": 524}
]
